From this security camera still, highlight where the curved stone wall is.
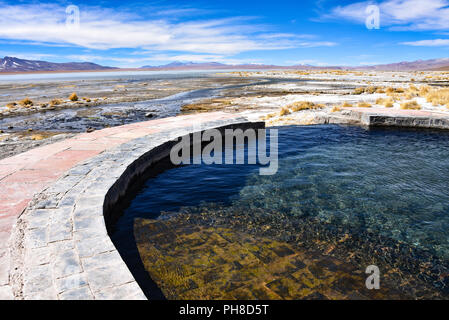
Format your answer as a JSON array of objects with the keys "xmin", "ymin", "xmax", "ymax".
[{"xmin": 11, "ymin": 118, "xmax": 264, "ymax": 300}]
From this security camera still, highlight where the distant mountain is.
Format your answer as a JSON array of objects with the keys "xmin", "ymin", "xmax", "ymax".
[
  {"xmin": 2, "ymin": 56, "xmax": 449, "ymax": 73},
  {"xmin": 358, "ymin": 58, "xmax": 449, "ymax": 71},
  {"xmin": 141, "ymin": 61, "xmax": 293, "ymax": 70},
  {"xmin": 141, "ymin": 58, "xmax": 449, "ymax": 71},
  {"xmin": 0, "ymin": 56, "xmax": 115, "ymax": 72},
  {"xmin": 433, "ymin": 66, "xmax": 449, "ymax": 71}
]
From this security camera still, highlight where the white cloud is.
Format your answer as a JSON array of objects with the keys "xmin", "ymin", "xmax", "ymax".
[
  {"xmin": 67, "ymin": 53, "xmax": 249, "ymax": 66},
  {"xmin": 401, "ymin": 39, "xmax": 449, "ymax": 46},
  {"xmin": 0, "ymin": 52, "xmax": 56, "ymax": 60},
  {"xmin": 325, "ymin": 0, "xmax": 449, "ymax": 31},
  {"xmin": 0, "ymin": 2, "xmax": 335, "ymax": 55},
  {"xmin": 296, "ymin": 41, "xmax": 337, "ymax": 48}
]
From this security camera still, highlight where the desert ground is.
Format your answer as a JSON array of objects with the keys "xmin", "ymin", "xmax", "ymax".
[{"xmin": 1, "ymin": 69, "xmax": 449, "ymax": 158}]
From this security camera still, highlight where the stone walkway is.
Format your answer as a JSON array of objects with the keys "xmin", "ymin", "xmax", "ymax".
[{"xmin": 0, "ymin": 111, "xmax": 240, "ymax": 299}]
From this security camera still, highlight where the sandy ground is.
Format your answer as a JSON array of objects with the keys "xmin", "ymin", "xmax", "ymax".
[
  {"xmin": 182, "ymin": 70, "xmax": 449, "ymax": 126},
  {"xmin": 1, "ymin": 69, "xmax": 449, "ymax": 158}
]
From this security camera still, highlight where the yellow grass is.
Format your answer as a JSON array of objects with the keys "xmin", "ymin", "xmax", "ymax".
[
  {"xmin": 331, "ymin": 106, "xmax": 341, "ymax": 112},
  {"xmin": 261, "ymin": 113, "xmax": 276, "ymax": 120},
  {"xmin": 353, "ymin": 86, "xmax": 383, "ymax": 95},
  {"xmin": 383, "ymin": 99, "xmax": 394, "ymax": 108},
  {"xmin": 375, "ymin": 98, "xmax": 384, "ymax": 105},
  {"xmin": 400, "ymin": 100, "xmax": 421, "ymax": 110},
  {"xmin": 353, "ymin": 87, "xmax": 365, "ymax": 95},
  {"xmin": 287, "ymin": 101, "xmax": 324, "ymax": 112},
  {"xmin": 423, "ymin": 87, "xmax": 449, "ymax": 106},
  {"xmin": 279, "ymin": 107, "xmax": 291, "ymax": 116},
  {"xmin": 50, "ymin": 99, "xmax": 62, "ymax": 106},
  {"xmin": 19, "ymin": 98, "xmax": 33, "ymax": 107},
  {"xmin": 69, "ymin": 92, "xmax": 79, "ymax": 102},
  {"xmin": 385, "ymin": 87, "xmax": 405, "ymax": 96},
  {"xmin": 5, "ymin": 102, "xmax": 17, "ymax": 109},
  {"xmin": 418, "ymin": 85, "xmax": 431, "ymax": 96},
  {"xmin": 30, "ymin": 134, "xmax": 44, "ymax": 141},
  {"xmin": 341, "ymin": 102, "xmax": 353, "ymax": 108},
  {"xmin": 357, "ymin": 102, "xmax": 372, "ymax": 108}
]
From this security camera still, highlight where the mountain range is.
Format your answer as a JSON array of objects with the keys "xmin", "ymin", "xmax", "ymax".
[
  {"xmin": 1, "ymin": 56, "xmax": 449, "ymax": 73},
  {"xmin": 141, "ymin": 58, "xmax": 449, "ymax": 71},
  {"xmin": 0, "ymin": 56, "xmax": 115, "ymax": 72}
]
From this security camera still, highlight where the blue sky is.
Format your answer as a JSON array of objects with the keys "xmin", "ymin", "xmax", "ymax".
[{"xmin": 0, "ymin": 0, "xmax": 448, "ymax": 67}]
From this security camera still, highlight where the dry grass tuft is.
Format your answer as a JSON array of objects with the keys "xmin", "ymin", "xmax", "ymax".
[
  {"xmin": 287, "ymin": 101, "xmax": 324, "ymax": 112},
  {"xmin": 5, "ymin": 102, "xmax": 17, "ymax": 109},
  {"xmin": 422, "ymin": 87, "xmax": 449, "ymax": 106},
  {"xmin": 341, "ymin": 102, "xmax": 353, "ymax": 108},
  {"xmin": 357, "ymin": 102, "xmax": 372, "ymax": 108},
  {"xmin": 353, "ymin": 86, "xmax": 384, "ymax": 95},
  {"xmin": 375, "ymin": 98, "xmax": 384, "ymax": 105},
  {"xmin": 331, "ymin": 106, "xmax": 342, "ymax": 112},
  {"xmin": 385, "ymin": 87, "xmax": 405, "ymax": 96},
  {"xmin": 19, "ymin": 98, "xmax": 33, "ymax": 107},
  {"xmin": 261, "ymin": 113, "xmax": 277, "ymax": 120},
  {"xmin": 404, "ymin": 93, "xmax": 417, "ymax": 100},
  {"xmin": 30, "ymin": 134, "xmax": 44, "ymax": 141},
  {"xmin": 400, "ymin": 100, "xmax": 421, "ymax": 110},
  {"xmin": 353, "ymin": 87, "xmax": 365, "ymax": 95},
  {"xmin": 50, "ymin": 99, "xmax": 62, "ymax": 106},
  {"xmin": 279, "ymin": 107, "xmax": 291, "ymax": 116},
  {"xmin": 69, "ymin": 92, "xmax": 79, "ymax": 102},
  {"xmin": 383, "ymin": 99, "xmax": 394, "ymax": 108}
]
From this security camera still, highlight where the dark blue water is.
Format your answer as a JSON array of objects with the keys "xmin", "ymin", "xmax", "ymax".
[
  {"xmin": 113, "ymin": 125, "xmax": 449, "ymax": 297},
  {"xmin": 119, "ymin": 125, "xmax": 449, "ymax": 257}
]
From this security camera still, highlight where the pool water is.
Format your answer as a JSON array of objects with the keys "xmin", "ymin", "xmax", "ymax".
[{"xmin": 113, "ymin": 125, "xmax": 449, "ymax": 299}]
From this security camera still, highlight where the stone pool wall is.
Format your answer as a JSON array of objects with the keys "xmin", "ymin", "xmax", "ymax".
[{"xmin": 4, "ymin": 113, "xmax": 263, "ymax": 300}]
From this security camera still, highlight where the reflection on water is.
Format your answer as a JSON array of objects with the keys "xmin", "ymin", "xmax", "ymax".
[{"xmin": 114, "ymin": 125, "xmax": 449, "ymax": 299}]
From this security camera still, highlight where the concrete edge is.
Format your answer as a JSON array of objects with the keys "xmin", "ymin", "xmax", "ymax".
[{"xmin": 10, "ymin": 117, "xmax": 264, "ymax": 300}]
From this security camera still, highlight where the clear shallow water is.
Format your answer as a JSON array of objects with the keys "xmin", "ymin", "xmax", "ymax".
[
  {"xmin": 121, "ymin": 125, "xmax": 449, "ymax": 257},
  {"xmin": 114, "ymin": 125, "xmax": 449, "ymax": 298}
]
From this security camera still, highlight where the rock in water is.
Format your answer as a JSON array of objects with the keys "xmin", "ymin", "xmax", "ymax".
[{"xmin": 145, "ymin": 112, "xmax": 155, "ymax": 118}]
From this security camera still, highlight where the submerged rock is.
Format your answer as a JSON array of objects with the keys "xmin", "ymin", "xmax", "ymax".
[{"xmin": 134, "ymin": 216, "xmax": 414, "ymax": 300}]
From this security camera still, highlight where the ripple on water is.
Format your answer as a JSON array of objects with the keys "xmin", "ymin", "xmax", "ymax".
[{"xmin": 113, "ymin": 125, "xmax": 449, "ymax": 299}]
